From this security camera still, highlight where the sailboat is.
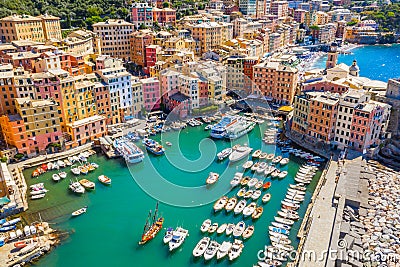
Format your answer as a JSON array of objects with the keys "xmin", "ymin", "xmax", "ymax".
[{"xmin": 139, "ymin": 202, "xmax": 164, "ymax": 245}]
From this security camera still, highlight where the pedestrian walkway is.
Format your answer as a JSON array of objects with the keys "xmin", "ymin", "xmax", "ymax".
[{"xmin": 298, "ymin": 160, "xmax": 339, "ymax": 267}]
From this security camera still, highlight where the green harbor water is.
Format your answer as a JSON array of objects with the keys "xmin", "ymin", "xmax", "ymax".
[{"xmin": 24, "ymin": 123, "xmax": 322, "ymax": 267}]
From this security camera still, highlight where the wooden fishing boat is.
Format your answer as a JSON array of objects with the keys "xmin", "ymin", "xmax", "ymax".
[
  {"xmin": 98, "ymin": 175, "xmax": 111, "ymax": 185},
  {"xmin": 72, "ymin": 206, "xmax": 87, "ymax": 217},
  {"xmin": 79, "ymin": 179, "xmax": 95, "ymax": 190}
]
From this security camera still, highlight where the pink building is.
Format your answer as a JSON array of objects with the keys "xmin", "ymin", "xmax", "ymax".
[
  {"xmin": 31, "ymin": 72, "xmax": 65, "ymax": 124},
  {"xmin": 65, "ymin": 115, "xmax": 107, "ymax": 148},
  {"xmin": 303, "ymin": 79, "xmax": 349, "ymax": 94},
  {"xmin": 270, "ymin": 1, "xmax": 289, "ymax": 19},
  {"xmin": 140, "ymin": 77, "xmax": 161, "ymax": 111},
  {"xmin": 198, "ymin": 80, "xmax": 209, "ymax": 107},
  {"xmin": 131, "ymin": 3, "xmax": 154, "ymax": 28}
]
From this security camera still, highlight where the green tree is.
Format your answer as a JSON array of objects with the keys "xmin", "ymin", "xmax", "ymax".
[{"xmin": 162, "ymin": 2, "xmax": 170, "ymax": 8}]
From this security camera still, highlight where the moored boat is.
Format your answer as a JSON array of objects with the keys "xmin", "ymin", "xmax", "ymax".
[
  {"xmin": 229, "ymin": 145, "xmax": 252, "ymax": 162},
  {"xmin": 225, "ymin": 223, "xmax": 235, "ymax": 236},
  {"xmin": 242, "ymin": 225, "xmax": 254, "ymax": 239},
  {"xmin": 228, "ymin": 239, "xmax": 244, "ymax": 261},
  {"xmin": 200, "ymin": 219, "xmax": 212, "ymax": 233},
  {"xmin": 252, "ymin": 149, "xmax": 261, "ymax": 158},
  {"xmin": 206, "ymin": 172, "xmax": 219, "ymax": 185},
  {"xmin": 225, "ymin": 197, "xmax": 237, "ymax": 212},
  {"xmin": 193, "ymin": 237, "xmax": 210, "ymax": 257},
  {"xmin": 163, "ymin": 227, "xmax": 174, "ymax": 244},
  {"xmin": 168, "ymin": 227, "xmax": 189, "ymax": 251},
  {"xmin": 204, "ymin": 240, "xmax": 220, "ymax": 261},
  {"xmin": 252, "ymin": 206, "xmax": 263, "ymax": 220},
  {"xmin": 72, "ymin": 206, "xmax": 87, "ymax": 217},
  {"xmin": 216, "ymin": 223, "xmax": 227, "ymax": 235},
  {"xmin": 98, "ymin": 175, "xmax": 111, "ymax": 185},
  {"xmin": 262, "ymin": 193, "xmax": 271, "ymax": 203},
  {"xmin": 69, "ymin": 180, "xmax": 85, "ymax": 194},
  {"xmin": 217, "ymin": 241, "xmax": 232, "ymax": 260},
  {"xmin": 79, "ymin": 179, "xmax": 95, "ymax": 190},
  {"xmin": 52, "ymin": 174, "xmax": 60, "ymax": 182},
  {"xmin": 232, "ymin": 221, "xmax": 246, "ymax": 237},
  {"xmin": 208, "ymin": 222, "xmax": 218, "ymax": 234},
  {"xmin": 217, "ymin": 148, "xmax": 232, "ymax": 160},
  {"xmin": 234, "ymin": 199, "xmax": 247, "ymax": 214},
  {"xmin": 242, "ymin": 160, "xmax": 253, "ymax": 169},
  {"xmin": 213, "ymin": 196, "xmax": 228, "ymax": 212}
]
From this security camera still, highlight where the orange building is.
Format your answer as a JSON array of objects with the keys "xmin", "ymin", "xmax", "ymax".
[
  {"xmin": 0, "ymin": 114, "xmax": 28, "ymax": 154},
  {"xmin": 0, "ymin": 64, "xmax": 18, "ymax": 115},
  {"xmin": 152, "ymin": 8, "xmax": 176, "ymax": 26},
  {"xmin": 253, "ymin": 61, "xmax": 298, "ymax": 104},
  {"xmin": 130, "ymin": 32, "xmax": 153, "ymax": 67},
  {"xmin": 307, "ymin": 92, "xmax": 339, "ymax": 142}
]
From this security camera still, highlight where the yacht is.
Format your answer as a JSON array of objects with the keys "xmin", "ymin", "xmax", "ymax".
[
  {"xmin": 224, "ymin": 119, "xmax": 255, "ymax": 139},
  {"xmin": 193, "ymin": 237, "xmax": 210, "ymax": 257},
  {"xmin": 228, "ymin": 239, "xmax": 244, "ymax": 261},
  {"xmin": 217, "ymin": 241, "xmax": 232, "ymax": 260},
  {"xmin": 204, "ymin": 240, "xmax": 220, "ymax": 260},
  {"xmin": 210, "ymin": 116, "xmax": 237, "ymax": 139},
  {"xmin": 168, "ymin": 227, "xmax": 189, "ymax": 251},
  {"xmin": 229, "ymin": 145, "xmax": 253, "ymax": 162},
  {"xmin": 114, "ymin": 137, "xmax": 145, "ymax": 163}
]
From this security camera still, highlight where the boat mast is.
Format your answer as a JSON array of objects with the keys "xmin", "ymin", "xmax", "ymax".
[
  {"xmin": 152, "ymin": 202, "xmax": 159, "ymax": 223},
  {"xmin": 143, "ymin": 210, "xmax": 151, "ymax": 234}
]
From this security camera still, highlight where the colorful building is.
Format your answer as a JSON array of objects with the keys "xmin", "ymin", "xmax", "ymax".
[
  {"xmin": 65, "ymin": 115, "xmax": 107, "ymax": 148},
  {"xmin": 93, "ymin": 19, "xmax": 134, "ymax": 61},
  {"xmin": 140, "ymin": 77, "xmax": 161, "ymax": 111},
  {"xmin": 0, "ymin": 64, "xmax": 18, "ymax": 115}
]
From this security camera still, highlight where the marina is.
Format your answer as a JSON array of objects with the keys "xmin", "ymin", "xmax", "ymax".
[{"xmin": 18, "ymin": 115, "xmax": 324, "ymax": 267}]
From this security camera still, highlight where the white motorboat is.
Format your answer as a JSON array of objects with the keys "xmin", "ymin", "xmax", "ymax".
[
  {"xmin": 204, "ymin": 240, "xmax": 220, "ymax": 261},
  {"xmin": 251, "ymin": 190, "xmax": 262, "ymax": 200},
  {"xmin": 287, "ymin": 188, "xmax": 306, "ymax": 195},
  {"xmin": 242, "ymin": 160, "xmax": 253, "ymax": 169},
  {"xmin": 59, "ymin": 171, "xmax": 67, "ymax": 179},
  {"xmin": 163, "ymin": 227, "xmax": 174, "ymax": 244},
  {"xmin": 52, "ymin": 174, "xmax": 60, "ymax": 182},
  {"xmin": 233, "ymin": 221, "xmax": 246, "ymax": 237},
  {"xmin": 228, "ymin": 239, "xmax": 244, "ymax": 261},
  {"xmin": 208, "ymin": 223, "xmax": 218, "ymax": 234},
  {"xmin": 200, "ymin": 219, "xmax": 212, "ymax": 233},
  {"xmin": 271, "ymin": 170, "xmax": 280, "ymax": 178},
  {"xmin": 280, "ymin": 158, "xmax": 289, "ymax": 165},
  {"xmin": 247, "ymin": 178, "xmax": 258, "ymax": 188},
  {"xmin": 225, "ymin": 197, "xmax": 237, "ymax": 212},
  {"xmin": 262, "ymin": 193, "xmax": 271, "ymax": 203},
  {"xmin": 69, "ymin": 180, "xmax": 85, "ymax": 194},
  {"xmin": 229, "ymin": 145, "xmax": 252, "ymax": 162},
  {"xmin": 225, "ymin": 223, "xmax": 235, "ymax": 236},
  {"xmin": 230, "ymin": 173, "xmax": 243, "ymax": 187},
  {"xmin": 251, "ymin": 162, "xmax": 259, "ymax": 172},
  {"xmin": 234, "ymin": 199, "xmax": 247, "ymax": 214},
  {"xmin": 217, "ymin": 148, "xmax": 232, "ymax": 160},
  {"xmin": 254, "ymin": 181, "xmax": 264, "ymax": 190},
  {"xmin": 270, "ymin": 236, "xmax": 291, "ymax": 245},
  {"xmin": 242, "ymin": 225, "xmax": 255, "ymax": 239},
  {"xmin": 193, "ymin": 237, "xmax": 210, "ymax": 257},
  {"xmin": 206, "ymin": 172, "xmax": 219, "ymax": 185},
  {"xmin": 252, "ymin": 149, "xmax": 261, "ymax": 158},
  {"xmin": 31, "ymin": 193, "xmax": 45, "ymax": 200},
  {"xmin": 216, "ymin": 223, "xmax": 227, "ymax": 234},
  {"xmin": 281, "ymin": 200, "xmax": 300, "ymax": 210},
  {"xmin": 274, "ymin": 216, "xmax": 294, "ymax": 226},
  {"xmin": 213, "ymin": 196, "xmax": 228, "ymax": 212},
  {"xmin": 243, "ymin": 202, "xmax": 257, "ymax": 217},
  {"xmin": 71, "ymin": 165, "xmax": 80, "ymax": 175},
  {"xmin": 272, "ymin": 156, "xmax": 282, "ymax": 164},
  {"xmin": 289, "ymin": 184, "xmax": 306, "ymax": 191},
  {"xmin": 256, "ymin": 162, "xmax": 268, "ymax": 174},
  {"xmin": 169, "ymin": 227, "xmax": 189, "ymax": 251},
  {"xmin": 264, "ymin": 166, "xmax": 275, "ymax": 176},
  {"xmin": 224, "ymin": 118, "xmax": 255, "ymax": 140},
  {"xmin": 30, "ymin": 183, "xmax": 44, "ymax": 191},
  {"xmin": 91, "ymin": 162, "xmax": 99, "ymax": 169},
  {"xmin": 217, "ymin": 241, "xmax": 232, "ymax": 259},
  {"xmin": 278, "ymin": 171, "xmax": 288, "ymax": 179},
  {"xmin": 57, "ymin": 160, "xmax": 66, "ymax": 168},
  {"xmin": 71, "ymin": 206, "xmax": 87, "ymax": 217},
  {"xmin": 278, "ymin": 210, "xmax": 299, "ymax": 220},
  {"xmin": 30, "ymin": 189, "xmax": 48, "ymax": 195}
]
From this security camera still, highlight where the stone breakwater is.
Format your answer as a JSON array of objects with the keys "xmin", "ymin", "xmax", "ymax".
[{"xmin": 361, "ymin": 161, "xmax": 400, "ymax": 265}]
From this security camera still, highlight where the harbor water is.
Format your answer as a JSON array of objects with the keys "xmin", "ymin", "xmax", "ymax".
[
  {"xmin": 25, "ymin": 122, "xmax": 321, "ymax": 267},
  {"xmin": 312, "ymin": 44, "xmax": 400, "ymax": 82}
]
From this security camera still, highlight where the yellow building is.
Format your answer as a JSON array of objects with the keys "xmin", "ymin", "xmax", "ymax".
[
  {"xmin": 37, "ymin": 14, "xmax": 62, "ymax": 40},
  {"xmin": 164, "ymin": 37, "xmax": 186, "ymax": 50},
  {"xmin": 190, "ymin": 22, "xmax": 233, "ymax": 56},
  {"xmin": 0, "ymin": 14, "xmax": 62, "ymax": 43}
]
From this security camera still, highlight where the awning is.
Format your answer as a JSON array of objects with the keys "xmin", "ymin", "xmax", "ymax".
[
  {"xmin": 0, "ymin": 196, "xmax": 10, "ymax": 206},
  {"xmin": 278, "ymin": 106, "xmax": 293, "ymax": 112}
]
